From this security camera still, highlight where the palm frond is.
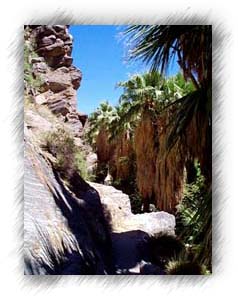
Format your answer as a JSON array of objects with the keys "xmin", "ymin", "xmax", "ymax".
[
  {"xmin": 165, "ymin": 89, "xmax": 203, "ymax": 153},
  {"xmin": 124, "ymin": 25, "xmax": 212, "ymax": 87}
]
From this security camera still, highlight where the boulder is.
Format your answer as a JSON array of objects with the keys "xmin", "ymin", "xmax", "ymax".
[
  {"xmin": 39, "ymin": 26, "xmax": 56, "ymax": 37},
  {"xmin": 46, "ymin": 87, "xmax": 77, "ymax": 113},
  {"xmin": 64, "ymin": 39, "xmax": 73, "ymax": 46},
  {"xmin": 89, "ymin": 182, "xmax": 176, "ymax": 236},
  {"xmin": 46, "ymin": 79, "xmax": 69, "ymax": 93},
  {"xmin": 54, "ymin": 25, "xmax": 66, "ymax": 32},
  {"xmin": 58, "ymin": 66, "xmax": 69, "ymax": 73},
  {"xmin": 86, "ymin": 153, "xmax": 98, "ymax": 173},
  {"xmin": 88, "ymin": 183, "xmax": 176, "ymax": 274},
  {"xmin": 127, "ymin": 212, "xmax": 175, "ymax": 236}
]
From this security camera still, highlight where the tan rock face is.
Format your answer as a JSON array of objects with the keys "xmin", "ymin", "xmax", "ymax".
[
  {"xmin": 29, "ymin": 25, "xmax": 84, "ymax": 136},
  {"xmin": 24, "ymin": 134, "xmax": 113, "ymax": 274}
]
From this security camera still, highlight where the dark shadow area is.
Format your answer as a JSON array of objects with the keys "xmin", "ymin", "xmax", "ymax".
[
  {"xmin": 111, "ymin": 230, "xmax": 151, "ymax": 274},
  {"xmin": 148, "ymin": 234, "xmax": 184, "ymax": 269},
  {"xmin": 111, "ymin": 231, "xmax": 186, "ymax": 275},
  {"xmin": 50, "ymin": 169, "xmax": 115, "ymax": 275},
  {"xmin": 24, "ymin": 164, "xmax": 115, "ymax": 275}
]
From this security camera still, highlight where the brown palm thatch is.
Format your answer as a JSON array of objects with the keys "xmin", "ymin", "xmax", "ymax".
[
  {"xmin": 134, "ymin": 112, "xmax": 158, "ymax": 210},
  {"xmin": 113, "ymin": 131, "xmax": 134, "ymax": 181},
  {"xmin": 96, "ymin": 128, "xmax": 112, "ymax": 163}
]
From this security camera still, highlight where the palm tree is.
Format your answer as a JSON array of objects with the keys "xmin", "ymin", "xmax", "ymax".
[
  {"xmin": 124, "ymin": 26, "xmax": 212, "ymax": 181},
  {"xmin": 125, "ymin": 26, "xmax": 211, "ymax": 89},
  {"xmin": 114, "ymin": 72, "xmax": 165, "ymax": 211},
  {"xmin": 124, "ymin": 25, "xmax": 212, "ymax": 267},
  {"xmin": 86, "ymin": 101, "xmax": 116, "ymax": 148},
  {"xmin": 111, "ymin": 72, "xmax": 194, "ymax": 212},
  {"xmin": 86, "ymin": 101, "xmax": 117, "ymax": 182}
]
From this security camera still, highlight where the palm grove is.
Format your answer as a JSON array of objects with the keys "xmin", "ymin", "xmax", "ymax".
[{"xmin": 85, "ymin": 25, "xmax": 212, "ymax": 271}]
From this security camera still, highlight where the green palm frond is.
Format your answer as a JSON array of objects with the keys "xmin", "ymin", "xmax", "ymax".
[
  {"xmin": 165, "ymin": 89, "xmax": 203, "ymax": 153},
  {"xmin": 124, "ymin": 25, "xmax": 212, "ymax": 88}
]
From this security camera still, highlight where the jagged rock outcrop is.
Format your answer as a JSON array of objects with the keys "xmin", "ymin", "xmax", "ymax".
[
  {"xmin": 27, "ymin": 25, "xmax": 83, "ymax": 137},
  {"xmin": 25, "ymin": 25, "xmax": 97, "ymax": 172}
]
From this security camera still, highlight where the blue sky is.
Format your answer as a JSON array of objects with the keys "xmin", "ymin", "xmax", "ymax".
[{"xmin": 69, "ymin": 25, "xmax": 180, "ymax": 115}]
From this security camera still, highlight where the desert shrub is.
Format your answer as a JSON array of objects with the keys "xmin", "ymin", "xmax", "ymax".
[
  {"xmin": 74, "ymin": 151, "xmax": 90, "ymax": 180},
  {"xmin": 165, "ymin": 259, "xmax": 210, "ymax": 275},
  {"xmin": 44, "ymin": 127, "xmax": 89, "ymax": 180},
  {"xmin": 148, "ymin": 234, "xmax": 184, "ymax": 268},
  {"xmin": 147, "ymin": 232, "xmax": 210, "ymax": 274}
]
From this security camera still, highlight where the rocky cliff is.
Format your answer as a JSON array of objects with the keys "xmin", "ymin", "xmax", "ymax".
[
  {"xmin": 25, "ymin": 25, "xmax": 86, "ymax": 137},
  {"xmin": 24, "ymin": 25, "xmax": 176, "ymax": 275}
]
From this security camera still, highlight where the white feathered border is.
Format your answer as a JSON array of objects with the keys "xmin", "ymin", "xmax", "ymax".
[{"xmin": 2, "ymin": 1, "xmax": 234, "ymax": 298}]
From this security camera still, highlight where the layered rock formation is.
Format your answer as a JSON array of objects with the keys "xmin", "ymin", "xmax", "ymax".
[{"xmin": 27, "ymin": 25, "xmax": 86, "ymax": 137}]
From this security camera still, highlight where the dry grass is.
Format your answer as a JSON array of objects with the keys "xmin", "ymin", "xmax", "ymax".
[
  {"xmin": 152, "ymin": 111, "xmax": 184, "ymax": 212},
  {"xmin": 114, "ymin": 131, "xmax": 133, "ymax": 181},
  {"xmin": 134, "ymin": 113, "xmax": 157, "ymax": 208},
  {"xmin": 96, "ymin": 128, "xmax": 112, "ymax": 163}
]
